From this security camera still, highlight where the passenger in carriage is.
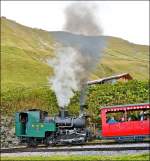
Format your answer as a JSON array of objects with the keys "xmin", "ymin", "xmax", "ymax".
[
  {"xmin": 139, "ymin": 111, "xmax": 144, "ymax": 121},
  {"xmin": 120, "ymin": 115, "xmax": 125, "ymax": 122},
  {"xmin": 145, "ymin": 111, "xmax": 150, "ymax": 120},
  {"xmin": 139, "ymin": 110, "xmax": 150, "ymax": 121},
  {"xmin": 107, "ymin": 116, "xmax": 118, "ymax": 124},
  {"xmin": 127, "ymin": 116, "xmax": 132, "ymax": 121},
  {"xmin": 146, "ymin": 115, "xmax": 150, "ymax": 120}
]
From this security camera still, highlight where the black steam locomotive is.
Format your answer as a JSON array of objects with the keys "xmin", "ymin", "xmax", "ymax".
[{"xmin": 15, "ymin": 105, "xmax": 93, "ymax": 147}]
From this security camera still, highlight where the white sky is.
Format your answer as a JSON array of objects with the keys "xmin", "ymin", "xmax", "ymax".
[{"xmin": 1, "ymin": 1, "xmax": 149, "ymax": 45}]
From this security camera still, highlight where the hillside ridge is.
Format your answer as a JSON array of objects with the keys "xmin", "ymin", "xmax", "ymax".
[{"xmin": 1, "ymin": 17, "xmax": 149, "ymax": 89}]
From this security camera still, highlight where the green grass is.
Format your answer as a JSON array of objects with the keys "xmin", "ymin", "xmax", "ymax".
[
  {"xmin": 1, "ymin": 17, "xmax": 54, "ymax": 89},
  {"xmin": 1, "ymin": 17, "xmax": 149, "ymax": 117},
  {"xmin": 1, "ymin": 153, "xmax": 149, "ymax": 160},
  {"xmin": 1, "ymin": 46, "xmax": 53, "ymax": 89},
  {"xmin": 1, "ymin": 17, "xmax": 149, "ymax": 91}
]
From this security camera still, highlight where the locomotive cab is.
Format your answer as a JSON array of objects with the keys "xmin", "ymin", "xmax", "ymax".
[{"xmin": 15, "ymin": 109, "xmax": 57, "ymax": 146}]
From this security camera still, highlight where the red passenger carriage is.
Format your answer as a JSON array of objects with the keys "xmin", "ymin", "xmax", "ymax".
[{"xmin": 100, "ymin": 103, "xmax": 150, "ymax": 141}]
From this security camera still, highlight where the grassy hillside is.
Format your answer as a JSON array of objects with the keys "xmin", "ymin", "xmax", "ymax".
[
  {"xmin": 1, "ymin": 17, "xmax": 54, "ymax": 89},
  {"xmin": 1, "ymin": 17, "xmax": 149, "ymax": 90},
  {"xmin": 93, "ymin": 36, "xmax": 149, "ymax": 80}
]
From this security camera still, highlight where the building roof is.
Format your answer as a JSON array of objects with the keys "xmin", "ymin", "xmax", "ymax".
[{"xmin": 87, "ymin": 73, "xmax": 133, "ymax": 85}]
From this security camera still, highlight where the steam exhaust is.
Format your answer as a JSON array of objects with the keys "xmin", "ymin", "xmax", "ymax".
[{"xmin": 48, "ymin": 3, "xmax": 106, "ymax": 111}]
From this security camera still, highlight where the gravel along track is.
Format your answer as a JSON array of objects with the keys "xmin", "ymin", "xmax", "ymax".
[
  {"xmin": 1, "ymin": 143, "xmax": 149, "ymax": 157},
  {"xmin": 1, "ymin": 150, "xmax": 149, "ymax": 157}
]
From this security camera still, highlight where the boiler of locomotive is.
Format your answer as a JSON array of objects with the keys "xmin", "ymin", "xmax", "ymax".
[{"xmin": 54, "ymin": 107, "xmax": 86, "ymax": 128}]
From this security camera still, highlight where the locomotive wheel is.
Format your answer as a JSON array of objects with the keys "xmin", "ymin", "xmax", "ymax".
[
  {"xmin": 44, "ymin": 138, "xmax": 56, "ymax": 146},
  {"xmin": 27, "ymin": 138, "xmax": 38, "ymax": 147},
  {"xmin": 44, "ymin": 137, "xmax": 50, "ymax": 146},
  {"xmin": 44, "ymin": 133, "xmax": 55, "ymax": 146}
]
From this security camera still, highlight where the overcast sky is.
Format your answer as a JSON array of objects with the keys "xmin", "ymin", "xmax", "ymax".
[{"xmin": 1, "ymin": 1, "xmax": 149, "ymax": 45}]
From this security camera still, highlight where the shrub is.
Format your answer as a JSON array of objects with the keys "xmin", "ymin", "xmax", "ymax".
[{"xmin": 1, "ymin": 80, "xmax": 149, "ymax": 118}]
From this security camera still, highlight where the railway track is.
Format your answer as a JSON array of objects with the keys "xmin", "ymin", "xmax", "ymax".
[{"xmin": 1, "ymin": 143, "xmax": 149, "ymax": 153}]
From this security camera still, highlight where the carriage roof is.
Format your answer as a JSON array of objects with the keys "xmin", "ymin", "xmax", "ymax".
[{"xmin": 100, "ymin": 103, "xmax": 150, "ymax": 112}]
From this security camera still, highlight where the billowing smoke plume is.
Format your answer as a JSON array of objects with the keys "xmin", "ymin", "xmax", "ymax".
[
  {"xmin": 48, "ymin": 3, "xmax": 106, "ymax": 107},
  {"xmin": 64, "ymin": 3, "xmax": 102, "ymax": 36}
]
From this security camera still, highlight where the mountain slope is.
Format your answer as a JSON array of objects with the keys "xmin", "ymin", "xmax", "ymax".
[
  {"xmin": 1, "ymin": 17, "xmax": 149, "ymax": 89},
  {"xmin": 1, "ymin": 17, "xmax": 55, "ymax": 88},
  {"xmin": 95, "ymin": 36, "xmax": 149, "ymax": 80}
]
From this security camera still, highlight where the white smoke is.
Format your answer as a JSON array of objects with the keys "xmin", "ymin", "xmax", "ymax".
[
  {"xmin": 48, "ymin": 3, "xmax": 106, "ymax": 107},
  {"xmin": 48, "ymin": 47, "xmax": 84, "ymax": 107}
]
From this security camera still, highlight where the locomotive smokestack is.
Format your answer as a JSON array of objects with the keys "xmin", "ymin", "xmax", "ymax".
[
  {"xmin": 59, "ymin": 107, "xmax": 65, "ymax": 119},
  {"xmin": 80, "ymin": 104, "xmax": 88, "ymax": 116},
  {"xmin": 59, "ymin": 107, "xmax": 68, "ymax": 119}
]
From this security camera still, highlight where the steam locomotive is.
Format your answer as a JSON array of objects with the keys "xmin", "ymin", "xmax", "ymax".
[
  {"xmin": 15, "ymin": 103, "xmax": 150, "ymax": 147},
  {"xmin": 15, "ymin": 105, "xmax": 92, "ymax": 147}
]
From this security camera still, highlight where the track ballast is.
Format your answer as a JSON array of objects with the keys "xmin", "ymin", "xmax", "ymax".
[{"xmin": 1, "ymin": 143, "xmax": 149, "ymax": 154}]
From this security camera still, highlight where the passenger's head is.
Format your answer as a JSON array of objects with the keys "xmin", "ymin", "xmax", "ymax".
[
  {"xmin": 140, "ymin": 111, "xmax": 144, "ymax": 114},
  {"xmin": 111, "ymin": 116, "xmax": 115, "ymax": 120},
  {"xmin": 128, "ymin": 117, "xmax": 131, "ymax": 121}
]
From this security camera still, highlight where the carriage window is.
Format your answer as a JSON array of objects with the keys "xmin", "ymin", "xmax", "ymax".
[
  {"xmin": 127, "ymin": 109, "xmax": 150, "ymax": 121},
  {"xmin": 106, "ymin": 111, "xmax": 125, "ymax": 124}
]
